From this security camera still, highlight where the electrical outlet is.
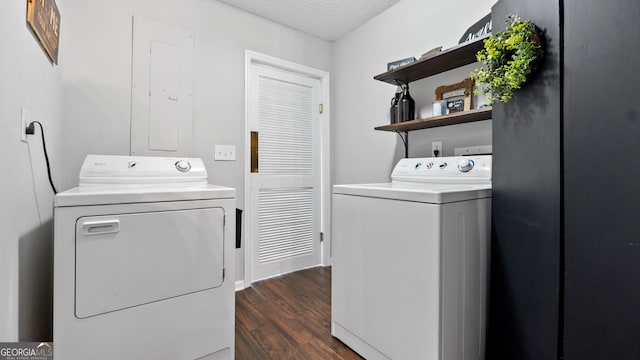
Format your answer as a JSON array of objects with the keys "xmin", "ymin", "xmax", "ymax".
[
  {"xmin": 454, "ymin": 145, "xmax": 492, "ymax": 156},
  {"xmin": 432, "ymin": 140, "xmax": 442, "ymax": 157},
  {"xmin": 20, "ymin": 106, "xmax": 29, "ymax": 143},
  {"xmin": 214, "ymin": 144, "xmax": 236, "ymax": 161}
]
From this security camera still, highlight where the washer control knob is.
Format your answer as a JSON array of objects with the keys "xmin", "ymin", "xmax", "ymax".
[
  {"xmin": 175, "ymin": 160, "xmax": 191, "ymax": 172},
  {"xmin": 458, "ymin": 159, "xmax": 475, "ymax": 172},
  {"xmin": 439, "ymin": 162, "xmax": 448, "ymax": 169},
  {"xmin": 425, "ymin": 162, "xmax": 434, "ymax": 169},
  {"xmin": 414, "ymin": 162, "xmax": 422, "ymax": 170}
]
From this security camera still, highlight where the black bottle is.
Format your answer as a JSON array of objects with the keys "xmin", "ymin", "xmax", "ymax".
[
  {"xmin": 390, "ymin": 87, "xmax": 402, "ymax": 123},
  {"xmin": 396, "ymin": 84, "xmax": 415, "ymax": 122}
]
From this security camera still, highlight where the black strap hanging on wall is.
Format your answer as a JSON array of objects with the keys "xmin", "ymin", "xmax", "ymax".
[
  {"xmin": 30, "ymin": 121, "xmax": 58, "ymax": 194},
  {"xmin": 396, "ymin": 131, "xmax": 409, "ymax": 158}
]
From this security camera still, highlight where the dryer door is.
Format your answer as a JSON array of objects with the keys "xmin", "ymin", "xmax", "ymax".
[{"xmin": 75, "ymin": 207, "xmax": 224, "ymax": 318}]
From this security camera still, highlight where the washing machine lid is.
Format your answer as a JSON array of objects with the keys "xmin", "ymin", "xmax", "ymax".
[
  {"xmin": 333, "ymin": 182, "xmax": 491, "ymax": 204},
  {"xmin": 390, "ymin": 155, "xmax": 492, "ymax": 184},
  {"xmin": 333, "ymin": 155, "xmax": 491, "ymax": 204},
  {"xmin": 55, "ymin": 154, "xmax": 235, "ymax": 207}
]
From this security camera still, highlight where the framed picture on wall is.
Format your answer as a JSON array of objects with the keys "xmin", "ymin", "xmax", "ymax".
[
  {"xmin": 435, "ymin": 78, "xmax": 474, "ymax": 114},
  {"xmin": 26, "ymin": 0, "xmax": 61, "ymax": 64}
]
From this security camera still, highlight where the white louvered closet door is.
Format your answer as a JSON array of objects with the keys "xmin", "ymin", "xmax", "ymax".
[{"xmin": 248, "ymin": 64, "xmax": 322, "ymax": 282}]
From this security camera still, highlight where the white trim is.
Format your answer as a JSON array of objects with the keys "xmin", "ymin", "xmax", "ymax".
[
  {"xmin": 235, "ymin": 280, "xmax": 247, "ymax": 292},
  {"xmin": 244, "ymin": 50, "xmax": 331, "ymax": 286},
  {"xmin": 320, "ymin": 75, "xmax": 332, "ymax": 267}
]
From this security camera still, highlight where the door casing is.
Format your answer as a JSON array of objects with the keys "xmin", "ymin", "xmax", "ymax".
[{"xmin": 243, "ymin": 50, "xmax": 331, "ymax": 288}]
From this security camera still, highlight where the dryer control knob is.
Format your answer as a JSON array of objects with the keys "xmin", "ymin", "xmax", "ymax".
[
  {"xmin": 458, "ymin": 159, "xmax": 474, "ymax": 172},
  {"xmin": 175, "ymin": 160, "xmax": 191, "ymax": 172}
]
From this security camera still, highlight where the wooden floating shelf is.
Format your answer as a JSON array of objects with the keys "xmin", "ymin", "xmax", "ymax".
[
  {"xmin": 375, "ymin": 107, "xmax": 492, "ymax": 132},
  {"xmin": 373, "ymin": 34, "xmax": 489, "ymax": 85}
]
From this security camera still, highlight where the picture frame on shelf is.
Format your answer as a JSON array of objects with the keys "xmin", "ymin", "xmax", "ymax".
[{"xmin": 435, "ymin": 78, "xmax": 474, "ymax": 114}]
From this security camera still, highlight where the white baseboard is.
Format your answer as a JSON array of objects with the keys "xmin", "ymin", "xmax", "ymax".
[{"xmin": 235, "ymin": 280, "xmax": 246, "ymax": 292}]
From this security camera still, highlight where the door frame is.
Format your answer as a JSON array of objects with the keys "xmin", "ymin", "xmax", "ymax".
[{"xmin": 243, "ymin": 50, "xmax": 331, "ymax": 288}]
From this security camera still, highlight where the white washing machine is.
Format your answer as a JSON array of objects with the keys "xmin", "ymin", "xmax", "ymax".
[
  {"xmin": 332, "ymin": 155, "xmax": 491, "ymax": 360},
  {"xmin": 53, "ymin": 155, "xmax": 235, "ymax": 360}
]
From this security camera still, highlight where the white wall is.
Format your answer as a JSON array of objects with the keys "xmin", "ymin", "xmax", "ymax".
[
  {"xmin": 60, "ymin": 0, "xmax": 332, "ymax": 282},
  {"xmin": 0, "ymin": 0, "xmax": 64, "ymax": 341},
  {"xmin": 0, "ymin": 0, "xmax": 497, "ymax": 339},
  {"xmin": 332, "ymin": 0, "xmax": 495, "ymax": 185}
]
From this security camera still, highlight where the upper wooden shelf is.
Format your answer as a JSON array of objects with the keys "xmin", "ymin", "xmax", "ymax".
[
  {"xmin": 373, "ymin": 34, "xmax": 489, "ymax": 85},
  {"xmin": 375, "ymin": 107, "xmax": 492, "ymax": 132}
]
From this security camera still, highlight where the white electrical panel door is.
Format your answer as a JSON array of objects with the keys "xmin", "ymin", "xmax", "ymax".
[
  {"xmin": 148, "ymin": 40, "xmax": 180, "ymax": 151},
  {"xmin": 131, "ymin": 15, "xmax": 193, "ymax": 156},
  {"xmin": 74, "ymin": 208, "xmax": 224, "ymax": 318}
]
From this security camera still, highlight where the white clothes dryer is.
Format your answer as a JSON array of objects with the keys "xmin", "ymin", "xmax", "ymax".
[
  {"xmin": 331, "ymin": 155, "xmax": 491, "ymax": 360},
  {"xmin": 54, "ymin": 155, "xmax": 235, "ymax": 360}
]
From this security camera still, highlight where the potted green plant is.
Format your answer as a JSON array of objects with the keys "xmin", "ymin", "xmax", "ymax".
[{"xmin": 471, "ymin": 15, "xmax": 544, "ymax": 104}]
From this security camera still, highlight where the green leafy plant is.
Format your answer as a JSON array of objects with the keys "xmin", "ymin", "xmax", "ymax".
[{"xmin": 471, "ymin": 15, "xmax": 543, "ymax": 103}]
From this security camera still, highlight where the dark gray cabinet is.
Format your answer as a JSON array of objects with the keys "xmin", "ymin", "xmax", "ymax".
[
  {"xmin": 563, "ymin": 0, "xmax": 640, "ymax": 359},
  {"xmin": 489, "ymin": 0, "xmax": 640, "ymax": 359},
  {"xmin": 487, "ymin": 0, "xmax": 562, "ymax": 359}
]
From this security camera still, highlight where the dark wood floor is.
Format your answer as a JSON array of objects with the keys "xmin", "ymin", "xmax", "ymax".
[{"xmin": 235, "ymin": 266, "xmax": 362, "ymax": 360}]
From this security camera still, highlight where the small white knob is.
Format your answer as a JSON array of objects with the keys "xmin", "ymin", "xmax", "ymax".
[
  {"xmin": 175, "ymin": 160, "xmax": 191, "ymax": 172},
  {"xmin": 458, "ymin": 159, "xmax": 474, "ymax": 172}
]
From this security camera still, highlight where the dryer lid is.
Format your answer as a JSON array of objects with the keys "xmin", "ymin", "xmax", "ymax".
[
  {"xmin": 54, "ymin": 183, "xmax": 235, "ymax": 207},
  {"xmin": 54, "ymin": 155, "xmax": 235, "ymax": 207}
]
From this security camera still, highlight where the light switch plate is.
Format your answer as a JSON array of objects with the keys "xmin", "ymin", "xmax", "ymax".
[{"xmin": 214, "ymin": 144, "xmax": 236, "ymax": 161}]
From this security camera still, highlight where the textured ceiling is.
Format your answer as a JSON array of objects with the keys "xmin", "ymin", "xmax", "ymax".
[{"xmin": 217, "ymin": 0, "xmax": 401, "ymax": 41}]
